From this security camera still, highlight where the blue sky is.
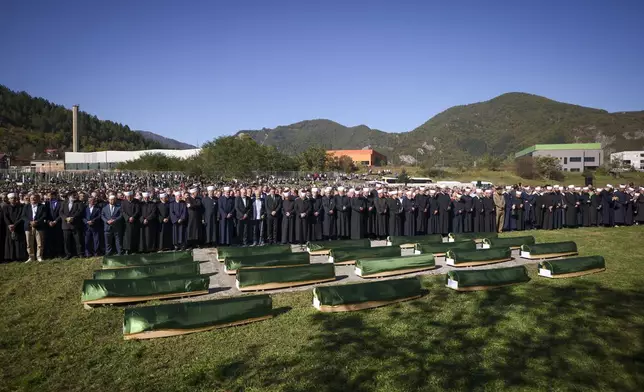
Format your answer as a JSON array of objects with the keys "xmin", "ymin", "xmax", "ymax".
[{"xmin": 2, "ymin": 0, "xmax": 643, "ymax": 146}]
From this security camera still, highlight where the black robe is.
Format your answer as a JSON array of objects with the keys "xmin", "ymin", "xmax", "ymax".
[
  {"xmin": 3, "ymin": 203, "xmax": 27, "ymax": 261},
  {"xmin": 281, "ymin": 196, "xmax": 296, "ymax": 244},
  {"xmin": 473, "ymin": 196, "xmax": 485, "ymax": 232},
  {"xmin": 121, "ymin": 199, "xmax": 141, "ymax": 252},
  {"xmin": 482, "ymin": 196, "xmax": 496, "ymax": 233},
  {"xmin": 451, "ymin": 199, "xmax": 464, "ymax": 234},
  {"xmin": 294, "ymin": 197, "xmax": 310, "ymax": 243},
  {"xmin": 402, "ymin": 197, "xmax": 416, "ymax": 236},
  {"xmin": 436, "ymin": 193, "xmax": 451, "ymax": 235},
  {"xmin": 218, "ymin": 196, "xmax": 235, "ymax": 245},
  {"xmin": 203, "ymin": 196, "xmax": 218, "ymax": 245},
  {"xmin": 310, "ymin": 196, "xmax": 323, "ymax": 241},
  {"xmin": 321, "ymin": 196, "xmax": 336, "ymax": 238},
  {"xmin": 366, "ymin": 191, "xmax": 377, "ymax": 237},
  {"xmin": 139, "ymin": 201, "xmax": 158, "ymax": 252},
  {"xmin": 335, "ymin": 195, "xmax": 351, "ymax": 238},
  {"xmin": 415, "ymin": 194, "xmax": 428, "ymax": 234},
  {"xmin": 157, "ymin": 202, "xmax": 174, "ymax": 250},
  {"xmin": 461, "ymin": 195, "xmax": 474, "ymax": 233},
  {"xmin": 564, "ymin": 192, "xmax": 578, "ymax": 228},
  {"xmin": 427, "ymin": 196, "xmax": 439, "ymax": 234},
  {"xmin": 45, "ymin": 199, "xmax": 64, "ymax": 258},
  {"xmin": 542, "ymin": 192, "xmax": 555, "ymax": 230},
  {"xmin": 511, "ymin": 198, "xmax": 525, "ymax": 231},
  {"xmin": 534, "ymin": 193, "xmax": 545, "ymax": 229},
  {"xmin": 186, "ymin": 197, "xmax": 204, "ymax": 245},
  {"xmin": 171, "ymin": 201, "xmax": 188, "ymax": 248},
  {"xmin": 374, "ymin": 197, "xmax": 389, "ymax": 238},
  {"xmin": 350, "ymin": 197, "xmax": 366, "ymax": 239},
  {"xmin": 387, "ymin": 197, "xmax": 403, "ymax": 236},
  {"xmin": 579, "ymin": 193, "xmax": 591, "ymax": 227},
  {"xmin": 635, "ymin": 195, "xmax": 644, "ymax": 223}
]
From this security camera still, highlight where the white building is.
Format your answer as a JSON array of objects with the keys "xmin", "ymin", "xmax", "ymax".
[
  {"xmin": 610, "ymin": 151, "xmax": 644, "ymax": 171},
  {"xmin": 64, "ymin": 149, "xmax": 201, "ymax": 170}
]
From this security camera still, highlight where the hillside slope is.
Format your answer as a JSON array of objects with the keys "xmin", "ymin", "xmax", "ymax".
[
  {"xmin": 0, "ymin": 85, "xmax": 162, "ymax": 160},
  {"xmin": 136, "ymin": 130, "xmax": 196, "ymax": 149}
]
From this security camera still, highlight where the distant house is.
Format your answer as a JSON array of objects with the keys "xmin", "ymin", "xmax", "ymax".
[
  {"xmin": 610, "ymin": 151, "xmax": 644, "ymax": 171},
  {"xmin": 0, "ymin": 153, "xmax": 8, "ymax": 169},
  {"xmin": 514, "ymin": 143, "xmax": 603, "ymax": 172},
  {"xmin": 326, "ymin": 149, "xmax": 388, "ymax": 166},
  {"xmin": 30, "ymin": 160, "xmax": 65, "ymax": 172}
]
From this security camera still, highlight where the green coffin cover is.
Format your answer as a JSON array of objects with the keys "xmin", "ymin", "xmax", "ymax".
[
  {"xmin": 521, "ymin": 241, "xmax": 577, "ymax": 255},
  {"xmin": 539, "ymin": 256, "xmax": 606, "ymax": 275},
  {"xmin": 307, "ymin": 239, "xmax": 371, "ymax": 251},
  {"xmin": 102, "ymin": 251, "xmax": 193, "ymax": 269},
  {"xmin": 416, "ymin": 241, "xmax": 477, "ymax": 254},
  {"xmin": 313, "ymin": 277, "xmax": 422, "ymax": 306},
  {"xmin": 449, "ymin": 232, "xmax": 498, "ymax": 241},
  {"xmin": 355, "ymin": 254, "xmax": 435, "ymax": 276},
  {"xmin": 446, "ymin": 266, "xmax": 530, "ymax": 288},
  {"xmin": 446, "ymin": 247, "xmax": 511, "ymax": 263},
  {"xmin": 329, "ymin": 246, "xmax": 401, "ymax": 263},
  {"xmin": 225, "ymin": 252, "xmax": 311, "ymax": 272},
  {"xmin": 123, "ymin": 294, "xmax": 272, "ymax": 335},
  {"xmin": 81, "ymin": 275, "xmax": 210, "ymax": 302},
  {"xmin": 483, "ymin": 236, "xmax": 535, "ymax": 248},
  {"xmin": 93, "ymin": 260, "xmax": 201, "ymax": 280},
  {"xmin": 236, "ymin": 263, "xmax": 335, "ymax": 288},
  {"xmin": 218, "ymin": 245, "xmax": 292, "ymax": 260},
  {"xmin": 387, "ymin": 234, "xmax": 443, "ymax": 246}
]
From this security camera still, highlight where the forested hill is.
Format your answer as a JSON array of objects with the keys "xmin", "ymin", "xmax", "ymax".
[
  {"xmin": 236, "ymin": 94, "xmax": 644, "ymax": 165},
  {"xmin": 0, "ymin": 85, "xmax": 162, "ymax": 160},
  {"xmin": 235, "ymin": 119, "xmax": 397, "ymax": 155}
]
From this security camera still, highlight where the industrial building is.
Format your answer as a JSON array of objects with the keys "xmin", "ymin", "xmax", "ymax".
[
  {"xmin": 610, "ymin": 151, "xmax": 644, "ymax": 171},
  {"xmin": 64, "ymin": 149, "xmax": 201, "ymax": 170},
  {"xmin": 514, "ymin": 143, "xmax": 603, "ymax": 172},
  {"xmin": 326, "ymin": 149, "xmax": 387, "ymax": 166}
]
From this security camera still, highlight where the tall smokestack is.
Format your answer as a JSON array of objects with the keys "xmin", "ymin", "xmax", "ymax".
[{"xmin": 72, "ymin": 105, "xmax": 79, "ymax": 152}]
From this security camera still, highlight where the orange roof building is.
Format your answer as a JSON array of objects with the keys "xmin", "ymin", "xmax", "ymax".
[{"xmin": 326, "ymin": 149, "xmax": 387, "ymax": 166}]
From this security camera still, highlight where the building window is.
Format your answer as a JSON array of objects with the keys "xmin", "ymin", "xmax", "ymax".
[
  {"xmin": 563, "ymin": 168, "xmax": 568, "ymax": 171},
  {"xmin": 584, "ymin": 157, "xmax": 595, "ymax": 162},
  {"xmin": 624, "ymin": 160, "xmax": 632, "ymax": 164},
  {"xmin": 564, "ymin": 157, "xmax": 568, "ymax": 164},
  {"xmin": 640, "ymin": 160, "xmax": 644, "ymax": 164},
  {"xmin": 569, "ymin": 157, "xmax": 582, "ymax": 162},
  {"xmin": 640, "ymin": 154, "xmax": 644, "ymax": 157},
  {"xmin": 570, "ymin": 168, "xmax": 580, "ymax": 172}
]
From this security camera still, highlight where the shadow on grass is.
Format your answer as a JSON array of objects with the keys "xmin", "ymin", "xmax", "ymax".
[{"xmin": 211, "ymin": 279, "xmax": 644, "ymax": 391}]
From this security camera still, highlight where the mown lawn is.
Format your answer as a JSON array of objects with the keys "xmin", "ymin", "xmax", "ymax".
[{"xmin": 2, "ymin": 227, "xmax": 644, "ymax": 392}]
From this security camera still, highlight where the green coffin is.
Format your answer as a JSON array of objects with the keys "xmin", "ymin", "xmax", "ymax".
[
  {"xmin": 539, "ymin": 256, "xmax": 606, "ymax": 277},
  {"xmin": 387, "ymin": 234, "xmax": 443, "ymax": 246},
  {"xmin": 313, "ymin": 277, "xmax": 422, "ymax": 310},
  {"xmin": 81, "ymin": 275, "xmax": 210, "ymax": 303},
  {"xmin": 236, "ymin": 263, "xmax": 336, "ymax": 289},
  {"xmin": 329, "ymin": 246, "xmax": 401, "ymax": 264},
  {"xmin": 449, "ymin": 232, "xmax": 498, "ymax": 242},
  {"xmin": 482, "ymin": 236, "xmax": 535, "ymax": 248},
  {"xmin": 355, "ymin": 254, "xmax": 435, "ymax": 277},
  {"xmin": 102, "ymin": 251, "xmax": 193, "ymax": 269},
  {"xmin": 217, "ymin": 245, "xmax": 292, "ymax": 260},
  {"xmin": 416, "ymin": 241, "xmax": 477, "ymax": 255},
  {"xmin": 307, "ymin": 239, "xmax": 371, "ymax": 252},
  {"xmin": 123, "ymin": 294, "xmax": 272, "ymax": 339},
  {"xmin": 520, "ymin": 241, "xmax": 578, "ymax": 256},
  {"xmin": 446, "ymin": 247, "xmax": 512, "ymax": 266},
  {"xmin": 446, "ymin": 266, "xmax": 530, "ymax": 290},
  {"xmin": 93, "ymin": 260, "xmax": 201, "ymax": 280},
  {"xmin": 224, "ymin": 252, "xmax": 311, "ymax": 273}
]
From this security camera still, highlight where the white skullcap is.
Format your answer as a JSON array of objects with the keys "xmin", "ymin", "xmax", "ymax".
[
  {"xmin": 515, "ymin": 191, "xmax": 522, "ymax": 196},
  {"xmin": 312, "ymin": 187, "xmax": 319, "ymax": 193},
  {"xmin": 142, "ymin": 192, "xmax": 150, "ymax": 197},
  {"xmin": 568, "ymin": 185, "xmax": 575, "ymax": 189},
  {"xmin": 606, "ymin": 184, "xmax": 613, "ymax": 188},
  {"xmin": 91, "ymin": 192, "xmax": 97, "ymax": 197},
  {"xmin": 190, "ymin": 188, "xmax": 198, "ymax": 193},
  {"xmin": 535, "ymin": 186, "xmax": 542, "ymax": 190},
  {"xmin": 159, "ymin": 193, "xmax": 167, "ymax": 198},
  {"xmin": 485, "ymin": 189, "xmax": 492, "ymax": 193},
  {"xmin": 440, "ymin": 185, "xmax": 446, "ymax": 189},
  {"xmin": 349, "ymin": 188, "xmax": 355, "ymax": 193},
  {"xmin": 207, "ymin": 186, "xmax": 215, "ymax": 191},
  {"xmin": 582, "ymin": 187, "xmax": 588, "ymax": 191},
  {"xmin": 636, "ymin": 193, "xmax": 641, "ymax": 196},
  {"xmin": 377, "ymin": 189, "xmax": 383, "ymax": 194},
  {"xmin": 465, "ymin": 187, "xmax": 471, "ymax": 191},
  {"xmin": 284, "ymin": 187, "xmax": 290, "ymax": 191},
  {"xmin": 390, "ymin": 190, "xmax": 398, "ymax": 195},
  {"xmin": 375, "ymin": 183, "xmax": 382, "ymax": 188},
  {"xmin": 476, "ymin": 189, "xmax": 482, "ymax": 193},
  {"xmin": 174, "ymin": 191, "xmax": 181, "ymax": 196},
  {"xmin": 406, "ymin": 190, "xmax": 412, "ymax": 195},
  {"xmin": 7, "ymin": 193, "xmax": 16, "ymax": 198},
  {"xmin": 419, "ymin": 186, "xmax": 426, "ymax": 191},
  {"xmin": 546, "ymin": 186, "xmax": 553, "ymax": 190},
  {"xmin": 362, "ymin": 188, "xmax": 369, "ymax": 192},
  {"xmin": 325, "ymin": 187, "xmax": 332, "ymax": 192},
  {"xmin": 429, "ymin": 189, "xmax": 436, "ymax": 194},
  {"xmin": 505, "ymin": 186, "xmax": 511, "ymax": 190},
  {"xmin": 628, "ymin": 187, "xmax": 634, "ymax": 191},
  {"xmin": 223, "ymin": 186, "xmax": 231, "ymax": 191},
  {"xmin": 336, "ymin": 186, "xmax": 344, "ymax": 191},
  {"xmin": 575, "ymin": 187, "xmax": 581, "ymax": 191},
  {"xmin": 620, "ymin": 184, "xmax": 626, "ymax": 189},
  {"xmin": 124, "ymin": 191, "xmax": 132, "ymax": 196},
  {"xmin": 108, "ymin": 195, "xmax": 116, "ymax": 200},
  {"xmin": 553, "ymin": 185, "xmax": 560, "ymax": 189},
  {"xmin": 283, "ymin": 191, "xmax": 289, "ymax": 196}
]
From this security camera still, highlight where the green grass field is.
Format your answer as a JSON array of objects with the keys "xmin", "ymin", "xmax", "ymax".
[{"xmin": 2, "ymin": 228, "xmax": 644, "ymax": 392}]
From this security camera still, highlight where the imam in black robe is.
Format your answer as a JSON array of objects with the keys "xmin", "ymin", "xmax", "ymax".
[
  {"xmin": 350, "ymin": 196, "xmax": 366, "ymax": 239},
  {"xmin": 402, "ymin": 197, "xmax": 416, "ymax": 237},
  {"xmin": 186, "ymin": 197, "xmax": 204, "ymax": 246},
  {"xmin": 265, "ymin": 194, "xmax": 282, "ymax": 244},
  {"xmin": 473, "ymin": 195, "xmax": 485, "ymax": 232},
  {"xmin": 635, "ymin": 195, "xmax": 644, "ymax": 223},
  {"xmin": 366, "ymin": 191, "xmax": 377, "ymax": 237},
  {"xmin": 436, "ymin": 193, "xmax": 451, "ymax": 235},
  {"xmin": 335, "ymin": 195, "xmax": 351, "ymax": 239},
  {"xmin": 157, "ymin": 201, "xmax": 174, "ymax": 250},
  {"xmin": 281, "ymin": 196, "xmax": 296, "ymax": 244},
  {"xmin": 139, "ymin": 200, "xmax": 158, "ymax": 252},
  {"xmin": 451, "ymin": 198, "xmax": 464, "ymax": 234},
  {"xmin": 387, "ymin": 197, "xmax": 403, "ymax": 236},
  {"xmin": 322, "ymin": 195, "xmax": 336, "ymax": 239},
  {"xmin": 218, "ymin": 196, "xmax": 235, "ymax": 245},
  {"xmin": 482, "ymin": 196, "xmax": 496, "ymax": 233},
  {"xmin": 374, "ymin": 196, "xmax": 389, "ymax": 238},
  {"xmin": 294, "ymin": 196, "xmax": 310, "ymax": 244},
  {"xmin": 3, "ymin": 203, "xmax": 27, "ymax": 261},
  {"xmin": 415, "ymin": 193, "xmax": 428, "ymax": 234},
  {"xmin": 461, "ymin": 195, "xmax": 474, "ymax": 233},
  {"xmin": 121, "ymin": 199, "xmax": 141, "ymax": 253},
  {"xmin": 511, "ymin": 197, "xmax": 525, "ymax": 231},
  {"xmin": 310, "ymin": 196, "xmax": 323, "ymax": 241},
  {"xmin": 427, "ymin": 196, "xmax": 439, "ymax": 234},
  {"xmin": 171, "ymin": 201, "xmax": 188, "ymax": 249},
  {"xmin": 563, "ymin": 192, "xmax": 578, "ymax": 228},
  {"xmin": 202, "ymin": 196, "xmax": 218, "ymax": 246}
]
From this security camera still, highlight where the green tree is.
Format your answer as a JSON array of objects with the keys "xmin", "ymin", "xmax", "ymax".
[
  {"xmin": 534, "ymin": 156, "xmax": 564, "ymax": 181},
  {"xmin": 297, "ymin": 146, "xmax": 329, "ymax": 171},
  {"xmin": 479, "ymin": 153, "xmax": 503, "ymax": 171}
]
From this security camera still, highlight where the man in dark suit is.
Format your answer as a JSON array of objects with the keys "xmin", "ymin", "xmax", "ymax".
[
  {"xmin": 23, "ymin": 193, "xmax": 50, "ymax": 262},
  {"xmin": 59, "ymin": 191, "xmax": 85, "ymax": 259},
  {"xmin": 101, "ymin": 195, "xmax": 123, "ymax": 256},
  {"xmin": 250, "ymin": 188, "xmax": 266, "ymax": 246},
  {"xmin": 45, "ymin": 191, "xmax": 64, "ymax": 259},
  {"xmin": 235, "ymin": 188, "xmax": 252, "ymax": 246},
  {"xmin": 83, "ymin": 196, "xmax": 102, "ymax": 257},
  {"xmin": 265, "ymin": 187, "xmax": 282, "ymax": 244}
]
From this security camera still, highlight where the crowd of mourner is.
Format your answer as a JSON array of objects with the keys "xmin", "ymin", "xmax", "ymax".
[{"xmin": 1, "ymin": 180, "xmax": 643, "ymax": 263}]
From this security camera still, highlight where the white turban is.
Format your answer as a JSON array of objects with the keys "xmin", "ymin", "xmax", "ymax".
[
  {"xmin": 575, "ymin": 187, "xmax": 581, "ymax": 191},
  {"xmin": 174, "ymin": 191, "xmax": 181, "ymax": 196},
  {"xmin": 440, "ymin": 185, "xmax": 447, "ymax": 189},
  {"xmin": 476, "ymin": 189, "xmax": 482, "ymax": 193},
  {"xmin": 283, "ymin": 191, "xmax": 289, "ymax": 196},
  {"xmin": 124, "ymin": 191, "xmax": 132, "ymax": 196},
  {"xmin": 337, "ymin": 186, "xmax": 345, "ymax": 191},
  {"xmin": 553, "ymin": 185, "xmax": 560, "ymax": 189},
  {"xmin": 515, "ymin": 191, "xmax": 522, "ymax": 196},
  {"xmin": 159, "ymin": 193, "xmax": 167, "ymax": 198},
  {"xmin": 505, "ymin": 186, "xmax": 511, "ymax": 190},
  {"xmin": 207, "ymin": 186, "xmax": 215, "ymax": 191},
  {"xmin": 190, "ymin": 188, "xmax": 198, "ymax": 193},
  {"xmin": 325, "ymin": 187, "xmax": 332, "ymax": 192},
  {"xmin": 142, "ymin": 192, "xmax": 150, "ymax": 197},
  {"xmin": 568, "ymin": 185, "xmax": 575, "ymax": 189},
  {"xmin": 311, "ymin": 188, "xmax": 319, "ymax": 193},
  {"xmin": 7, "ymin": 193, "xmax": 16, "ymax": 199},
  {"xmin": 606, "ymin": 184, "xmax": 613, "ymax": 188},
  {"xmin": 429, "ymin": 189, "xmax": 436, "ymax": 194},
  {"xmin": 419, "ymin": 186, "xmax": 426, "ymax": 191},
  {"xmin": 582, "ymin": 187, "xmax": 588, "ymax": 191},
  {"xmin": 377, "ymin": 189, "xmax": 383, "ymax": 194},
  {"xmin": 620, "ymin": 184, "xmax": 626, "ymax": 189},
  {"xmin": 390, "ymin": 190, "xmax": 398, "ymax": 195},
  {"xmin": 546, "ymin": 186, "xmax": 553, "ymax": 190},
  {"xmin": 223, "ymin": 186, "xmax": 231, "ymax": 191},
  {"xmin": 375, "ymin": 183, "xmax": 382, "ymax": 188},
  {"xmin": 108, "ymin": 195, "xmax": 116, "ymax": 200},
  {"xmin": 362, "ymin": 188, "xmax": 369, "ymax": 192}
]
